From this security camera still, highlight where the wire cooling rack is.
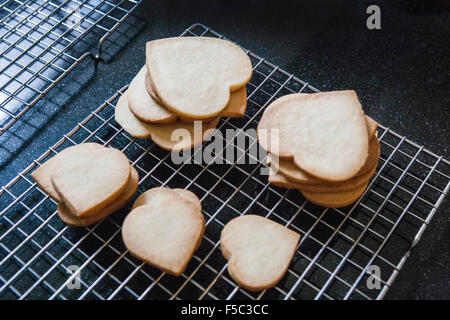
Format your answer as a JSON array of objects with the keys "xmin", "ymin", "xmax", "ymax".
[
  {"xmin": 0, "ymin": 0, "xmax": 143, "ymax": 136},
  {"xmin": 0, "ymin": 23, "xmax": 449, "ymax": 300}
]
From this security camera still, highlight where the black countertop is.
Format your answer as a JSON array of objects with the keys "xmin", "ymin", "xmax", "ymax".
[{"xmin": 1, "ymin": 0, "xmax": 449, "ymax": 299}]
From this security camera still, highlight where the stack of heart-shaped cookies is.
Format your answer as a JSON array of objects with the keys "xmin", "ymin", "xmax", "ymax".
[
  {"xmin": 31, "ymin": 143, "xmax": 138, "ymax": 227},
  {"xmin": 257, "ymin": 91, "xmax": 380, "ymax": 208},
  {"xmin": 115, "ymin": 37, "xmax": 253, "ymax": 151}
]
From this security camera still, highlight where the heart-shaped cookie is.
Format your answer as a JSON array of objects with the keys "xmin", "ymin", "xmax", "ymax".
[
  {"xmin": 221, "ymin": 215, "xmax": 300, "ymax": 291},
  {"xmin": 115, "ymin": 91, "xmax": 220, "ymax": 151},
  {"xmin": 58, "ymin": 167, "xmax": 138, "ymax": 227},
  {"xmin": 51, "ymin": 145, "xmax": 131, "ymax": 217},
  {"xmin": 144, "ymin": 71, "xmax": 248, "ymax": 120},
  {"xmin": 122, "ymin": 188, "xmax": 204, "ymax": 276},
  {"xmin": 257, "ymin": 91, "xmax": 369, "ymax": 181},
  {"xmin": 146, "ymin": 37, "xmax": 252, "ymax": 119}
]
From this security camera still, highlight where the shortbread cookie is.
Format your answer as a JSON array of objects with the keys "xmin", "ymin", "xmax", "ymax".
[
  {"xmin": 31, "ymin": 143, "xmax": 102, "ymax": 202},
  {"xmin": 270, "ymin": 136, "xmax": 380, "ymax": 189},
  {"xmin": 132, "ymin": 187, "xmax": 203, "ymax": 250},
  {"xmin": 301, "ymin": 183, "xmax": 368, "ymax": 208},
  {"xmin": 221, "ymin": 215, "xmax": 300, "ymax": 291},
  {"xmin": 127, "ymin": 66, "xmax": 177, "ymax": 123},
  {"xmin": 145, "ymin": 71, "xmax": 247, "ymax": 121},
  {"xmin": 51, "ymin": 145, "xmax": 131, "ymax": 217},
  {"xmin": 115, "ymin": 92, "xmax": 220, "ymax": 151},
  {"xmin": 146, "ymin": 37, "xmax": 252, "ymax": 119},
  {"xmin": 257, "ymin": 91, "xmax": 369, "ymax": 181},
  {"xmin": 145, "ymin": 62, "xmax": 248, "ymax": 119},
  {"xmin": 58, "ymin": 167, "xmax": 138, "ymax": 227},
  {"xmin": 122, "ymin": 189, "xmax": 204, "ymax": 276},
  {"xmin": 268, "ymin": 163, "xmax": 374, "ymax": 193}
]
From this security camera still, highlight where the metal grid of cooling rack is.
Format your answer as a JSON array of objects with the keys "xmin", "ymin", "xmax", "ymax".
[
  {"xmin": 0, "ymin": 23, "xmax": 449, "ymax": 300},
  {"xmin": 0, "ymin": 0, "xmax": 143, "ymax": 135}
]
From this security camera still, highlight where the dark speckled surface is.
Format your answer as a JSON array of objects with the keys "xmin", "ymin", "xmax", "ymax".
[{"xmin": 1, "ymin": 0, "xmax": 449, "ymax": 299}]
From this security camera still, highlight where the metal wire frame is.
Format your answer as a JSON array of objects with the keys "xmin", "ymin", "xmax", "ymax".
[
  {"xmin": 0, "ymin": 0, "xmax": 143, "ymax": 136},
  {"xmin": 0, "ymin": 23, "xmax": 449, "ymax": 300}
]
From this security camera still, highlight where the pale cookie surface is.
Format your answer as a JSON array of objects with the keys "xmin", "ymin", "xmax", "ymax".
[
  {"xmin": 277, "ymin": 93, "xmax": 378, "ymax": 139},
  {"xmin": 122, "ymin": 191, "xmax": 204, "ymax": 276},
  {"xmin": 58, "ymin": 167, "xmax": 138, "ymax": 227},
  {"xmin": 221, "ymin": 215, "xmax": 300, "ymax": 291},
  {"xmin": 132, "ymin": 187, "xmax": 203, "ymax": 250},
  {"xmin": 270, "ymin": 136, "xmax": 380, "ymax": 189},
  {"xmin": 146, "ymin": 71, "xmax": 248, "ymax": 121},
  {"xmin": 51, "ymin": 145, "xmax": 131, "ymax": 217},
  {"xmin": 31, "ymin": 143, "xmax": 102, "ymax": 202},
  {"xmin": 301, "ymin": 183, "xmax": 368, "ymax": 208},
  {"xmin": 146, "ymin": 37, "xmax": 252, "ymax": 119},
  {"xmin": 178, "ymin": 87, "xmax": 247, "ymax": 122},
  {"xmin": 127, "ymin": 66, "xmax": 177, "ymax": 123},
  {"xmin": 257, "ymin": 91, "xmax": 369, "ymax": 181},
  {"xmin": 115, "ymin": 92, "xmax": 220, "ymax": 151}
]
